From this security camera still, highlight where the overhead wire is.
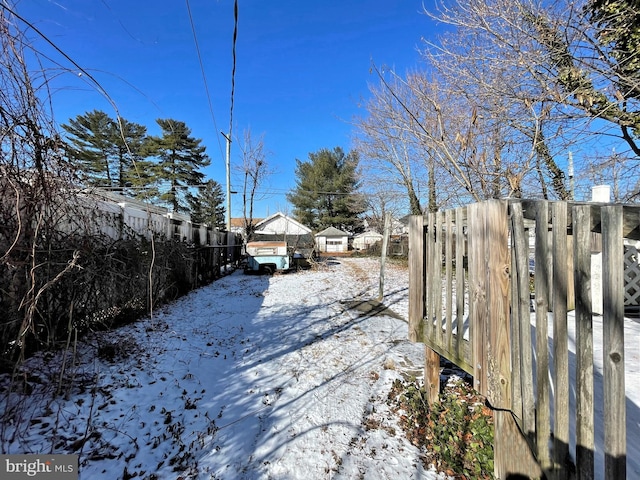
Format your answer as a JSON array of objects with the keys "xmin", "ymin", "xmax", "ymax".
[
  {"xmin": 228, "ymin": 0, "xmax": 238, "ymax": 140},
  {"xmin": 185, "ymin": 0, "xmax": 225, "ymax": 163},
  {"xmin": 0, "ymin": 2, "xmax": 121, "ymax": 118}
]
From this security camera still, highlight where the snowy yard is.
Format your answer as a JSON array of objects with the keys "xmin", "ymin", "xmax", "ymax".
[
  {"xmin": 1, "ymin": 257, "xmax": 449, "ymax": 479},
  {"xmin": 2, "ymin": 255, "xmax": 640, "ymax": 479}
]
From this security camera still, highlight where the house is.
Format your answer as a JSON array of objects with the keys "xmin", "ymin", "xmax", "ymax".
[
  {"xmin": 253, "ymin": 212, "xmax": 312, "ymax": 236},
  {"xmin": 362, "ymin": 215, "xmax": 410, "ymax": 236},
  {"xmin": 230, "ymin": 217, "xmax": 263, "ymax": 237},
  {"xmin": 245, "ymin": 212, "xmax": 316, "ymax": 270},
  {"xmin": 315, "ymin": 226, "xmax": 350, "ymax": 253},
  {"xmin": 352, "ymin": 231, "xmax": 383, "ymax": 251}
]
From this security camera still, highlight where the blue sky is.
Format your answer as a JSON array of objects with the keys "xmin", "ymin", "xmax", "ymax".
[{"xmin": 16, "ymin": 0, "xmax": 439, "ymax": 218}]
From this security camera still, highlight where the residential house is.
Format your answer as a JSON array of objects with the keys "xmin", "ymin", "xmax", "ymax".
[
  {"xmin": 253, "ymin": 212, "xmax": 312, "ymax": 236},
  {"xmin": 230, "ymin": 217, "xmax": 263, "ymax": 237},
  {"xmin": 250, "ymin": 212, "xmax": 315, "ymax": 261}
]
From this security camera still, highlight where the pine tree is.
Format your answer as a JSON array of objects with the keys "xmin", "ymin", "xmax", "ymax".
[
  {"xmin": 112, "ymin": 117, "xmax": 151, "ymax": 195},
  {"xmin": 147, "ymin": 119, "xmax": 210, "ymax": 212},
  {"xmin": 62, "ymin": 110, "xmax": 149, "ymax": 190},
  {"xmin": 287, "ymin": 147, "xmax": 364, "ymax": 232},
  {"xmin": 188, "ymin": 179, "xmax": 226, "ymax": 230},
  {"xmin": 62, "ymin": 110, "xmax": 116, "ymax": 187}
]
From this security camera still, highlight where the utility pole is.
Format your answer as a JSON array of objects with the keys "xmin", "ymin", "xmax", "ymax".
[
  {"xmin": 568, "ymin": 151, "xmax": 574, "ymax": 200},
  {"xmin": 222, "ymin": 132, "xmax": 232, "ymax": 231}
]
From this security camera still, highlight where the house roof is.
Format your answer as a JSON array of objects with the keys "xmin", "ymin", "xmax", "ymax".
[
  {"xmin": 315, "ymin": 226, "xmax": 350, "ymax": 237},
  {"xmin": 354, "ymin": 231, "xmax": 383, "ymax": 239},
  {"xmin": 230, "ymin": 217, "xmax": 263, "ymax": 228},
  {"xmin": 254, "ymin": 212, "xmax": 312, "ymax": 234}
]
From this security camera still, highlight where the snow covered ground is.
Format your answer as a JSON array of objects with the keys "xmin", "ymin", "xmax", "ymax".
[
  {"xmin": 1, "ymin": 257, "xmax": 448, "ymax": 479},
  {"xmin": 2, "ymin": 256, "xmax": 639, "ymax": 479}
]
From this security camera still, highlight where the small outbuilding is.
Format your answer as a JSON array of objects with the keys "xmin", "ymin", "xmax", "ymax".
[
  {"xmin": 315, "ymin": 226, "xmax": 350, "ymax": 253},
  {"xmin": 352, "ymin": 231, "xmax": 383, "ymax": 251}
]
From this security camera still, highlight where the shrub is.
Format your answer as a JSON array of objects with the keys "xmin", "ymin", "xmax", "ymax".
[{"xmin": 388, "ymin": 377, "xmax": 494, "ymax": 479}]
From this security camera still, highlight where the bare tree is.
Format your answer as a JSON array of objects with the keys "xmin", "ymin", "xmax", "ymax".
[
  {"xmin": 423, "ymin": 0, "xmax": 640, "ymax": 199},
  {"xmin": 237, "ymin": 128, "xmax": 271, "ymax": 239},
  {"xmin": 0, "ymin": 7, "xmax": 81, "ymax": 367},
  {"xmin": 354, "ymin": 74, "xmax": 426, "ymax": 215}
]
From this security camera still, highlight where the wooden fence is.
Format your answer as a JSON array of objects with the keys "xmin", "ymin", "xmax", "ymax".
[{"xmin": 408, "ymin": 199, "xmax": 635, "ymax": 480}]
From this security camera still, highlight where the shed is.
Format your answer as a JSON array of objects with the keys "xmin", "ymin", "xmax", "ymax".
[
  {"xmin": 315, "ymin": 227, "xmax": 350, "ymax": 253},
  {"xmin": 352, "ymin": 231, "xmax": 383, "ymax": 251}
]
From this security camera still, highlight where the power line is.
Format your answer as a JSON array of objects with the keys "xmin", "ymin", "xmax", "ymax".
[
  {"xmin": 185, "ymin": 0, "xmax": 225, "ymax": 163},
  {"xmin": 228, "ymin": 0, "xmax": 238, "ymax": 138},
  {"xmin": 224, "ymin": 0, "xmax": 239, "ymax": 231},
  {"xmin": 0, "ymin": 2, "xmax": 120, "ymax": 117}
]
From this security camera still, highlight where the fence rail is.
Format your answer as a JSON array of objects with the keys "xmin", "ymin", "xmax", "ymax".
[{"xmin": 408, "ymin": 199, "xmax": 636, "ymax": 480}]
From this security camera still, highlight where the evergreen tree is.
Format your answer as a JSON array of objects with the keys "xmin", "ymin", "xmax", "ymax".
[
  {"xmin": 147, "ymin": 119, "xmax": 210, "ymax": 212},
  {"xmin": 112, "ymin": 117, "xmax": 152, "ymax": 195},
  {"xmin": 62, "ymin": 110, "xmax": 149, "ymax": 190},
  {"xmin": 287, "ymin": 147, "xmax": 364, "ymax": 232},
  {"xmin": 62, "ymin": 110, "xmax": 115, "ymax": 187},
  {"xmin": 188, "ymin": 179, "xmax": 226, "ymax": 230}
]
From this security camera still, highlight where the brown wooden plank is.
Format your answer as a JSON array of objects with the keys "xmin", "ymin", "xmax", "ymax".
[
  {"xmin": 434, "ymin": 211, "xmax": 444, "ymax": 348},
  {"xmin": 552, "ymin": 201, "xmax": 570, "ymax": 479},
  {"xmin": 485, "ymin": 200, "xmax": 511, "ymax": 408},
  {"xmin": 408, "ymin": 215, "xmax": 425, "ymax": 343},
  {"xmin": 535, "ymin": 201, "xmax": 552, "ymax": 470},
  {"xmin": 573, "ymin": 204, "xmax": 595, "ymax": 480},
  {"xmin": 493, "ymin": 410, "xmax": 544, "ymax": 480},
  {"xmin": 423, "ymin": 336, "xmax": 474, "ymax": 375},
  {"xmin": 455, "ymin": 207, "xmax": 467, "ymax": 364},
  {"xmin": 427, "ymin": 212, "xmax": 436, "ymax": 342},
  {"xmin": 445, "ymin": 209, "xmax": 454, "ymax": 353},
  {"xmin": 424, "ymin": 345, "xmax": 440, "ymax": 405},
  {"xmin": 601, "ymin": 205, "xmax": 626, "ymax": 480},
  {"xmin": 566, "ymin": 234, "xmax": 575, "ymax": 311},
  {"xmin": 510, "ymin": 201, "xmax": 536, "ymax": 438},
  {"xmin": 468, "ymin": 202, "xmax": 487, "ymax": 394}
]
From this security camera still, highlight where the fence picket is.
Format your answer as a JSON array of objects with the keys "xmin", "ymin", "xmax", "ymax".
[
  {"xmin": 573, "ymin": 204, "xmax": 595, "ymax": 480},
  {"xmin": 552, "ymin": 202, "xmax": 570, "ymax": 479},
  {"xmin": 445, "ymin": 209, "xmax": 454, "ymax": 353},
  {"xmin": 408, "ymin": 215, "xmax": 424, "ymax": 343},
  {"xmin": 602, "ymin": 206, "xmax": 626, "ymax": 480},
  {"xmin": 408, "ymin": 199, "xmax": 636, "ymax": 479},
  {"xmin": 455, "ymin": 207, "xmax": 466, "ymax": 362}
]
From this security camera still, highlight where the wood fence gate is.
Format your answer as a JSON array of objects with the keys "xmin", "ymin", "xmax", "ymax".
[{"xmin": 408, "ymin": 199, "xmax": 635, "ymax": 480}]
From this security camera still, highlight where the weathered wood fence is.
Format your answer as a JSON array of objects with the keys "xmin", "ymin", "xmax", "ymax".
[{"xmin": 408, "ymin": 199, "xmax": 635, "ymax": 480}]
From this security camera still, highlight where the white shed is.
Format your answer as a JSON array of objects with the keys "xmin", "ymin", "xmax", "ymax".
[
  {"xmin": 352, "ymin": 231, "xmax": 383, "ymax": 251},
  {"xmin": 315, "ymin": 227, "xmax": 350, "ymax": 253}
]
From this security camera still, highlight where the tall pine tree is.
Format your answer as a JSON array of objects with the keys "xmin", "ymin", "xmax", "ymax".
[
  {"xmin": 147, "ymin": 119, "xmax": 210, "ymax": 212},
  {"xmin": 287, "ymin": 147, "xmax": 364, "ymax": 232},
  {"xmin": 62, "ymin": 110, "xmax": 149, "ymax": 191}
]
